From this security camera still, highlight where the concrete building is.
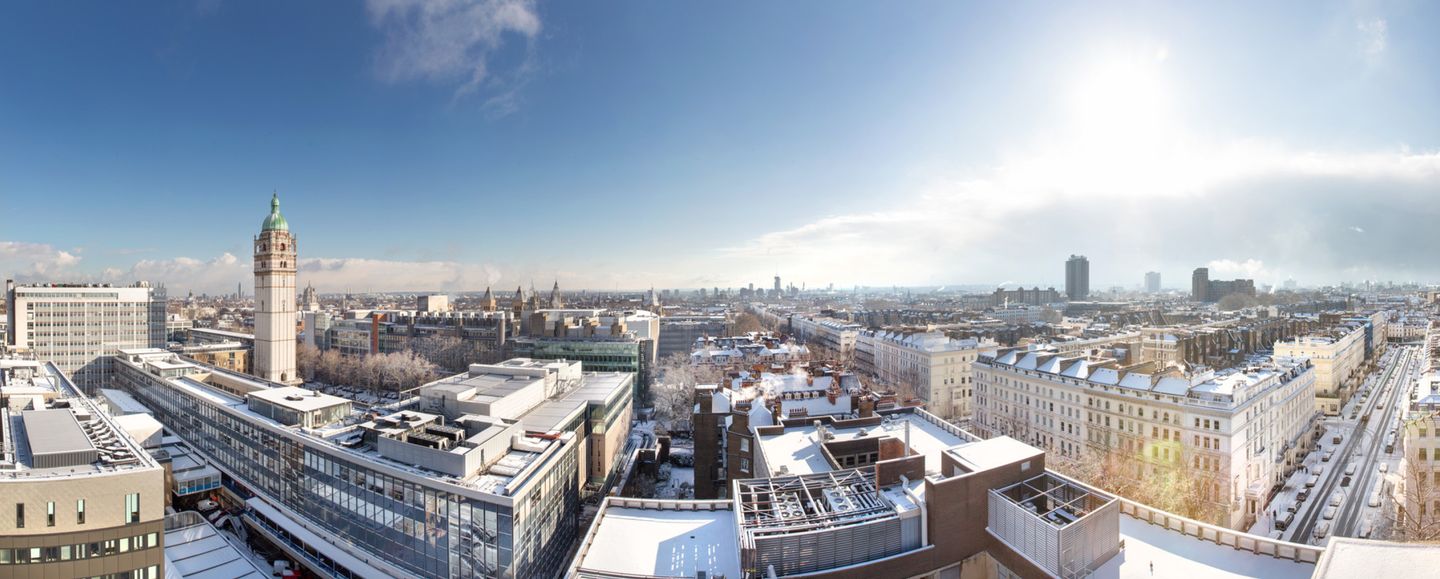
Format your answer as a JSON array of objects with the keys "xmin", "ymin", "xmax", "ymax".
[
  {"xmin": 418, "ymin": 358, "xmax": 634, "ymax": 487},
  {"xmin": 170, "ymin": 341, "xmax": 251, "ymax": 374},
  {"xmin": 1274, "ymin": 323, "xmax": 1366, "ymax": 415},
  {"xmin": 114, "ymin": 348, "xmax": 585, "ymax": 578},
  {"xmin": 252, "ymin": 193, "xmax": 299, "ymax": 385},
  {"xmin": 1191, "ymin": 268, "xmax": 1256, "ymax": 303},
  {"xmin": 973, "ymin": 346, "xmax": 1319, "ymax": 529},
  {"xmin": 417, "ymin": 294, "xmax": 451, "ymax": 313},
  {"xmin": 1065, "ymin": 255, "xmax": 1090, "ymax": 301},
  {"xmin": 0, "ymin": 358, "xmax": 166, "ymax": 577},
  {"xmin": 656, "ymin": 314, "xmax": 727, "ymax": 359},
  {"xmin": 569, "ymin": 403, "xmax": 1328, "ymax": 579},
  {"xmin": 5, "ymin": 280, "xmax": 166, "ymax": 392},
  {"xmin": 1145, "ymin": 271, "xmax": 1161, "ymax": 294},
  {"xmin": 856, "ymin": 330, "xmax": 997, "ymax": 420},
  {"xmin": 989, "ymin": 286, "xmax": 1063, "ymax": 307}
]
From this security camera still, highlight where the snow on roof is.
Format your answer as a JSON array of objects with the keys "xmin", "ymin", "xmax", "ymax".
[
  {"xmin": 1090, "ymin": 516, "xmax": 1315, "ymax": 579},
  {"xmin": 756, "ymin": 412, "xmax": 969, "ymax": 476},
  {"xmin": 1312, "ymin": 538, "xmax": 1440, "ymax": 578},
  {"xmin": 575, "ymin": 503, "xmax": 741, "ymax": 579},
  {"xmin": 944, "ymin": 436, "xmax": 1042, "ymax": 473}
]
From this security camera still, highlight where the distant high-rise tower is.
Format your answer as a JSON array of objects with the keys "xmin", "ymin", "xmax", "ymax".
[
  {"xmin": 254, "ymin": 193, "xmax": 299, "ymax": 385},
  {"xmin": 1144, "ymin": 271, "xmax": 1161, "ymax": 294},
  {"xmin": 774, "ymin": 275, "xmax": 782, "ymax": 293},
  {"xmin": 513, "ymin": 286, "xmax": 525, "ymax": 317},
  {"xmin": 1065, "ymin": 255, "xmax": 1089, "ymax": 300},
  {"xmin": 1192, "ymin": 268, "xmax": 1210, "ymax": 302}
]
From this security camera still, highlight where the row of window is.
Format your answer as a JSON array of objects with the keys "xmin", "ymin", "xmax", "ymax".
[
  {"xmin": 0, "ymin": 532, "xmax": 158, "ymax": 565},
  {"xmin": 14, "ymin": 495, "xmax": 138, "ymax": 529}
]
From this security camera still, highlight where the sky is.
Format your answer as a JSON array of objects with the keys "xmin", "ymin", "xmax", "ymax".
[{"xmin": 2, "ymin": 0, "xmax": 1438, "ymax": 295}]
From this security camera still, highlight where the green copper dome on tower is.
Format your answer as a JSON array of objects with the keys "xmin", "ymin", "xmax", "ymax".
[{"xmin": 261, "ymin": 192, "xmax": 289, "ymax": 231}]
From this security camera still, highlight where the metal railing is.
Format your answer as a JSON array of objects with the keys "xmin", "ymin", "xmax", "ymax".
[{"xmin": 1117, "ymin": 498, "xmax": 1325, "ymax": 564}]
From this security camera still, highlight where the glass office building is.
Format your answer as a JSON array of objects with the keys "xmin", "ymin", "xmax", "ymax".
[{"xmin": 113, "ymin": 350, "xmax": 580, "ymax": 578}]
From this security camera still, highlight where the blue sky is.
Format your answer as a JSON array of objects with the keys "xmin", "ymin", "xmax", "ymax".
[{"xmin": 2, "ymin": 0, "xmax": 1438, "ymax": 294}]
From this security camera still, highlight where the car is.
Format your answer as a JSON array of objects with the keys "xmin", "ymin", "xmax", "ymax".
[
  {"xmin": 1341, "ymin": 475, "xmax": 1352, "ymax": 487},
  {"xmin": 1380, "ymin": 463, "xmax": 1389, "ymax": 473},
  {"xmin": 1285, "ymin": 502, "xmax": 1299, "ymax": 513},
  {"xmin": 1315, "ymin": 522, "xmax": 1331, "ymax": 540},
  {"xmin": 1305, "ymin": 475, "xmax": 1320, "ymax": 488},
  {"xmin": 1314, "ymin": 464, "xmax": 1325, "ymax": 476},
  {"xmin": 1323, "ymin": 451, "xmax": 1334, "ymax": 462},
  {"xmin": 1298, "ymin": 488, "xmax": 1311, "ymax": 502},
  {"xmin": 1345, "ymin": 463, "xmax": 1357, "ymax": 476},
  {"xmin": 1359, "ymin": 522, "xmax": 1374, "ymax": 539},
  {"xmin": 1330, "ymin": 493, "xmax": 1343, "ymax": 507},
  {"xmin": 196, "ymin": 499, "xmax": 220, "ymax": 512},
  {"xmin": 1369, "ymin": 493, "xmax": 1382, "ymax": 508}
]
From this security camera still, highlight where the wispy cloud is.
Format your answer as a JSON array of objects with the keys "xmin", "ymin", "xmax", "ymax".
[
  {"xmin": 1357, "ymin": 18, "xmax": 1387, "ymax": 64},
  {"xmin": 366, "ymin": 0, "xmax": 541, "ymax": 109}
]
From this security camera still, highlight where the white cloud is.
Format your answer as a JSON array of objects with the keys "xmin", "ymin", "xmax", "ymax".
[
  {"xmin": 0, "ymin": 241, "xmax": 83, "ymax": 277},
  {"xmin": 1205, "ymin": 259, "xmax": 1269, "ymax": 280},
  {"xmin": 1349, "ymin": 225, "xmax": 1365, "ymax": 234},
  {"xmin": 1358, "ymin": 18, "xmax": 1387, "ymax": 64},
  {"xmin": 367, "ymin": 0, "xmax": 541, "ymax": 106}
]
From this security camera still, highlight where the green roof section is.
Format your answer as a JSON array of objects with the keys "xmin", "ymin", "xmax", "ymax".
[{"xmin": 261, "ymin": 192, "xmax": 289, "ymax": 231}]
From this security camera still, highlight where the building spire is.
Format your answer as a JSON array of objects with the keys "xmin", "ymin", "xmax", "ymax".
[{"xmin": 262, "ymin": 191, "xmax": 289, "ymax": 231}]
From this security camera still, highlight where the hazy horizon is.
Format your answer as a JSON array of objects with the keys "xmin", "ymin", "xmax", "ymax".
[{"xmin": 4, "ymin": 1, "xmax": 1439, "ymax": 295}]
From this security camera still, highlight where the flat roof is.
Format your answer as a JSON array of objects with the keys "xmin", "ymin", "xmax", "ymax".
[
  {"xmin": 247, "ymin": 386, "xmax": 351, "ymax": 412},
  {"xmin": 21, "ymin": 409, "xmax": 95, "ymax": 456},
  {"xmin": 945, "ymin": 437, "xmax": 1043, "ymax": 473},
  {"xmin": 575, "ymin": 504, "xmax": 741, "ymax": 578},
  {"xmin": 1312, "ymin": 537, "xmax": 1440, "ymax": 578},
  {"xmin": 756, "ymin": 412, "xmax": 969, "ymax": 477},
  {"xmin": 1089, "ymin": 516, "xmax": 1315, "ymax": 579}
]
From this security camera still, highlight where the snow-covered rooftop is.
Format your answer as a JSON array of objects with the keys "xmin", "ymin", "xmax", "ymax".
[
  {"xmin": 756, "ymin": 411, "xmax": 972, "ymax": 476},
  {"xmin": 572, "ymin": 501, "xmax": 741, "ymax": 579}
]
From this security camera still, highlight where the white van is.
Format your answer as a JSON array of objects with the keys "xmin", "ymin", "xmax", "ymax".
[{"xmin": 1306, "ymin": 475, "xmax": 1319, "ymax": 488}]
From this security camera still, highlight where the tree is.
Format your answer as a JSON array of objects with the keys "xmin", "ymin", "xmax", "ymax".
[
  {"xmin": 727, "ymin": 313, "xmax": 766, "ymax": 336},
  {"xmin": 650, "ymin": 353, "xmax": 725, "ymax": 434},
  {"xmin": 1389, "ymin": 420, "xmax": 1440, "ymax": 541},
  {"xmin": 1050, "ymin": 446, "xmax": 1226, "ymax": 525}
]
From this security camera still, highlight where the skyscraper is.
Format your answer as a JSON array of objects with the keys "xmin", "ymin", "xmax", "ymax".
[
  {"xmin": 1065, "ymin": 255, "xmax": 1089, "ymax": 300},
  {"xmin": 774, "ymin": 275, "xmax": 782, "ymax": 293},
  {"xmin": 1145, "ymin": 271, "xmax": 1161, "ymax": 293},
  {"xmin": 253, "ymin": 193, "xmax": 299, "ymax": 384},
  {"xmin": 1192, "ymin": 267, "xmax": 1210, "ymax": 302}
]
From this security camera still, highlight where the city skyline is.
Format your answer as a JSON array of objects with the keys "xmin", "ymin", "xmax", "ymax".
[{"xmin": 4, "ymin": 1, "xmax": 1440, "ymax": 294}]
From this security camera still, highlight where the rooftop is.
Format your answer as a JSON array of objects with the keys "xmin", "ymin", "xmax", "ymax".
[
  {"xmin": 0, "ymin": 360, "xmax": 159, "ymax": 477},
  {"xmin": 570, "ymin": 499, "xmax": 740, "ymax": 579},
  {"xmin": 755, "ymin": 410, "xmax": 974, "ymax": 477},
  {"xmin": 247, "ymin": 386, "xmax": 352, "ymax": 413}
]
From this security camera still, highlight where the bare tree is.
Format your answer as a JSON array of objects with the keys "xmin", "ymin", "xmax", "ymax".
[
  {"xmin": 651, "ymin": 353, "xmax": 724, "ymax": 435},
  {"xmin": 1388, "ymin": 446, "xmax": 1440, "ymax": 541},
  {"xmin": 727, "ymin": 313, "xmax": 766, "ymax": 336},
  {"xmin": 1051, "ymin": 447, "xmax": 1226, "ymax": 525}
]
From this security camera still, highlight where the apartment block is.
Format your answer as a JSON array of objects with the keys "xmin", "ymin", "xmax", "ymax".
[
  {"xmin": 973, "ymin": 346, "xmax": 1318, "ymax": 529},
  {"xmin": 856, "ymin": 330, "xmax": 997, "ymax": 420}
]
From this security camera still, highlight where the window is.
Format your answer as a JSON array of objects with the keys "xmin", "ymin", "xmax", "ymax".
[
  {"xmin": 14, "ymin": 504, "xmax": 22, "ymax": 528},
  {"xmin": 46, "ymin": 502, "xmax": 54, "ymax": 527},
  {"xmin": 125, "ymin": 493, "xmax": 140, "ymax": 524},
  {"xmin": 76, "ymin": 499, "xmax": 85, "ymax": 525},
  {"xmin": 739, "ymin": 438, "xmax": 750, "ymax": 453}
]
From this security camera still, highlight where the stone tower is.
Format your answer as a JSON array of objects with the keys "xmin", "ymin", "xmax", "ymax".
[{"xmin": 254, "ymin": 192, "xmax": 300, "ymax": 385}]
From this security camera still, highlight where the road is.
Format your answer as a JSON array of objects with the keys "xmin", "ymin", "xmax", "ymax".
[
  {"xmin": 1291, "ymin": 345, "xmax": 1415, "ymax": 542},
  {"xmin": 1334, "ymin": 345, "xmax": 1420, "ymax": 538}
]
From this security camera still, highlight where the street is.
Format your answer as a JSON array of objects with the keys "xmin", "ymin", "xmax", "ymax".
[{"xmin": 1262, "ymin": 344, "xmax": 1421, "ymax": 544}]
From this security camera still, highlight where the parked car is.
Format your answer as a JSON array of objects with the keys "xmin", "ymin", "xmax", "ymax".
[
  {"xmin": 1323, "ymin": 451, "xmax": 1334, "ymax": 462},
  {"xmin": 1323, "ymin": 506, "xmax": 1338, "ymax": 520},
  {"xmin": 196, "ymin": 499, "xmax": 220, "ymax": 512},
  {"xmin": 1298, "ymin": 488, "xmax": 1311, "ymax": 503},
  {"xmin": 1359, "ymin": 522, "xmax": 1374, "ymax": 538},
  {"xmin": 1345, "ymin": 463, "xmax": 1357, "ymax": 476},
  {"xmin": 1380, "ymin": 463, "xmax": 1389, "ymax": 473},
  {"xmin": 1330, "ymin": 493, "xmax": 1343, "ymax": 507},
  {"xmin": 1315, "ymin": 522, "xmax": 1331, "ymax": 540},
  {"xmin": 1368, "ymin": 493, "xmax": 1382, "ymax": 508},
  {"xmin": 1306, "ymin": 475, "xmax": 1319, "ymax": 488}
]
